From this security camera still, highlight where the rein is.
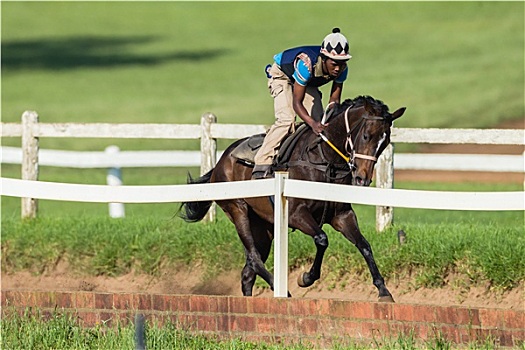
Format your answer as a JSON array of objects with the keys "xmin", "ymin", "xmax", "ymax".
[{"xmin": 319, "ymin": 133, "xmax": 350, "ymax": 162}]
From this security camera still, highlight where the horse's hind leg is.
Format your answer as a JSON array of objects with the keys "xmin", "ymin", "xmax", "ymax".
[
  {"xmin": 240, "ymin": 210, "xmax": 274, "ymax": 296},
  {"xmin": 239, "ymin": 234, "xmax": 274, "ymax": 296},
  {"xmin": 332, "ymin": 209, "xmax": 394, "ymax": 302},
  {"xmin": 240, "ymin": 249, "xmax": 257, "ymax": 296},
  {"xmin": 220, "ymin": 200, "xmax": 275, "ymax": 296}
]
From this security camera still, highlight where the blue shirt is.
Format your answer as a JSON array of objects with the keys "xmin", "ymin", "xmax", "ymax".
[{"xmin": 274, "ymin": 52, "xmax": 348, "ymax": 86}]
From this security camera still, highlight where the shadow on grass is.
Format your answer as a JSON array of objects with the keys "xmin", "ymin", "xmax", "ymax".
[{"xmin": 1, "ymin": 35, "xmax": 230, "ymax": 71}]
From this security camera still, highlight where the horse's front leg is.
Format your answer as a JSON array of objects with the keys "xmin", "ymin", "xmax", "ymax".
[
  {"xmin": 291, "ymin": 212, "xmax": 329, "ymax": 288},
  {"xmin": 297, "ymin": 229, "xmax": 329, "ymax": 288},
  {"xmin": 332, "ymin": 208, "xmax": 394, "ymax": 302}
]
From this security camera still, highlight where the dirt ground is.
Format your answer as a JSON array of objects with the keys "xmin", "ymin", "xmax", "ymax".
[
  {"xmin": 2, "ymin": 263, "xmax": 524, "ymax": 311},
  {"xmin": 2, "ymin": 120, "xmax": 523, "ymax": 310}
]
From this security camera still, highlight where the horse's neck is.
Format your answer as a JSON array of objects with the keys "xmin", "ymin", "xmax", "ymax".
[{"xmin": 326, "ymin": 107, "xmax": 361, "ymax": 140}]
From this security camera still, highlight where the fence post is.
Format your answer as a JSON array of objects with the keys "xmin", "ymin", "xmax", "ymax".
[
  {"xmin": 201, "ymin": 113, "xmax": 217, "ymax": 222},
  {"xmin": 21, "ymin": 111, "xmax": 39, "ymax": 219},
  {"xmin": 375, "ymin": 143, "xmax": 394, "ymax": 232},
  {"xmin": 105, "ymin": 145, "xmax": 125, "ymax": 218},
  {"xmin": 274, "ymin": 172, "xmax": 289, "ymax": 297}
]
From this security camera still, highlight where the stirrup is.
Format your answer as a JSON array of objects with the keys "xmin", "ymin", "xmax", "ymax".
[
  {"xmin": 251, "ymin": 171, "xmax": 267, "ymax": 180},
  {"xmin": 251, "ymin": 165, "xmax": 271, "ymax": 180}
]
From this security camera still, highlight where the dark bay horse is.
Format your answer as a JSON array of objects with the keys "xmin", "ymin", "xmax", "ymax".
[{"xmin": 180, "ymin": 95, "xmax": 405, "ymax": 302}]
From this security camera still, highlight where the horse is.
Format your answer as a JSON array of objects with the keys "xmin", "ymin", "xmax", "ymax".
[{"xmin": 179, "ymin": 95, "xmax": 406, "ymax": 302}]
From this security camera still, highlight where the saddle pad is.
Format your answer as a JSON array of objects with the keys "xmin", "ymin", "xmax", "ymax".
[
  {"xmin": 230, "ymin": 134, "xmax": 266, "ymax": 165},
  {"xmin": 230, "ymin": 123, "xmax": 310, "ymax": 167}
]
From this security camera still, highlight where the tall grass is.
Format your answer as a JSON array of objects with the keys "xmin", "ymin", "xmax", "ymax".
[{"xmin": 2, "ymin": 210, "xmax": 523, "ymax": 291}]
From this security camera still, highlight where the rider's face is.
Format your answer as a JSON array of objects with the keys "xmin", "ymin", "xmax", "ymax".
[{"xmin": 323, "ymin": 58, "xmax": 347, "ymax": 78}]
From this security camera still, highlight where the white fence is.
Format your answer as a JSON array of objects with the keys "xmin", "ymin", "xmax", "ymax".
[
  {"xmin": 2, "ymin": 110, "xmax": 524, "ymax": 231},
  {"xmin": 2, "ymin": 147, "xmax": 523, "ymax": 173},
  {"xmin": 1, "ymin": 174, "xmax": 523, "ymax": 297}
]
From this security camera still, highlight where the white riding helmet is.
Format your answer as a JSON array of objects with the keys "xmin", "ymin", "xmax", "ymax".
[{"xmin": 320, "ymin": 28, "xmax": 352, "ymax": 61}]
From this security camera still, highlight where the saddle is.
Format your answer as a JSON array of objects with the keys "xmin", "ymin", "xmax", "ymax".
[{"xmin": 231, "ymin": 123, "xmax": 310, "ymax": 170}]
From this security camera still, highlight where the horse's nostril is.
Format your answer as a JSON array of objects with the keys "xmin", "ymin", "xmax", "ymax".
[{"xmin": 354, "ymin": 176, "xmax": 371, "ymax": 187}]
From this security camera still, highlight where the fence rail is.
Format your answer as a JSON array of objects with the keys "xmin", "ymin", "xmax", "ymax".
[
  {"xmin": 1, "ymin": 146, "xmax": 205, "ymax": 168},
  {"xmin": 4, "ymin": 121, "xmax": 523, "ymax": 144},
  {"xmin": 2, "ymin": 146, "xmax": 524, "ymax": 172},
  {"xmin": 2, "ymin": 177, "xmax": 523, "ymax": 210},
  {"xmin": 2, "ymin": 111, "xmax": 523, "ymax": 230}
]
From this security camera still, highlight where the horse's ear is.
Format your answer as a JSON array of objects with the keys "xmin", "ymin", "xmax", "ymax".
[{"xmin": 391, "ymin": 107, "xmax": 406, "ymax": 121}]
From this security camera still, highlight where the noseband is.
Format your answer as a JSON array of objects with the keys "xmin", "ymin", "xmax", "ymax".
[{"xmin": 321, "ymin": 105, "xmax": 388, "ymax": 170}]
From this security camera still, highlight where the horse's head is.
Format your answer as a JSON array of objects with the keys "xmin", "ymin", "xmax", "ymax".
[{"xmin": 326, "ymin": 96, "xmax": 406, "ymax": 186}]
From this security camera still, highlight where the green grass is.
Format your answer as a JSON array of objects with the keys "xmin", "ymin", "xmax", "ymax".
[
  {"xmin": 2, "ymin": 2, "xmax": 523, "ymax": 152},
  {"xmin": 2, "ymin": 307, "xmax": 299, "ymax": 350},
  {"xmin": 2, "ymin": 307, "xmax": 506, "ymax": 350},
  {"xmin": 2, "ymin": 202, "xmax": 523, "ymax": 292}
]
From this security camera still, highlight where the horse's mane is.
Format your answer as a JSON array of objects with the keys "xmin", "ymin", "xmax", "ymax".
[{"xmin": 334, "ymin": 95, "xmax": 390, "ymax": 119}]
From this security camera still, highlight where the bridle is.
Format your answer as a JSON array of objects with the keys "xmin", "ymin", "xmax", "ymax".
[
  {"xmin": 320, "ymin": 104, "xmax": 389, "ymax": 171},
  {"xmin": 312, "ymin": 104, "xmax": 389, "ymax": 228}
]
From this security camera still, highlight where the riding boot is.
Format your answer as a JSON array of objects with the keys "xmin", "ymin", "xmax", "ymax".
[{"xmin": 251, "ymin": 164, "xmax": 271, "ymax": 180}]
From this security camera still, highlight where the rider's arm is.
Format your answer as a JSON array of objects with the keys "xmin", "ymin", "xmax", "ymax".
[
  {"xmin": 292, "ymin": 58, "xmax": 325, "ymax": 135},
  {"xmin": 293, "ymin": 82, "xmax": 324, "ymax": 135},
  {"xmin": 329, "ymin": 82, "xmax": 343, "ymax": 106}
]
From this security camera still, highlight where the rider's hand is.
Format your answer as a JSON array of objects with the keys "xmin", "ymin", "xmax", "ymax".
[{"xmin": 310, "ymin": 121, "xmax": 327, "ymax": 135}]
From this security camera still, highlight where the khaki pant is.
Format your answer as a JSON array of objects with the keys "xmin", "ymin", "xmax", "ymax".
[{"xmin": 254, "ymin": 63, "xmax": 324, "ymax": 166}]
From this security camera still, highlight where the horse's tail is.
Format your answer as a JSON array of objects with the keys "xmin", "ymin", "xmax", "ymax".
[{"xmin": 178, "ymin": 169, "xmax": 214, "ymax": 223}]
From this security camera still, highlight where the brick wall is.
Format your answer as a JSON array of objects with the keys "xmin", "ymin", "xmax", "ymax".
[{"xmin": 2, "ymin": 290, "xmax": 523, "ymax": 347}]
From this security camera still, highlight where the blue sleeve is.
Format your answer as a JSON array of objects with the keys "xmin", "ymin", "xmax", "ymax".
[
  {"xmin": 335, "ymin": 67, "xmax": 348, "ymax": 84},
  {"xmin": 292, "ymin": 59, "xmax": 312, "ymax": 86},
  {"xmin": 273, "ymin": 52, "xmax": 283, "ymax": 66}
]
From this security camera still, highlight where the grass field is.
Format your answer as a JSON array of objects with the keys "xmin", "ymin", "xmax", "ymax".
[
  {"xmin": 2, "ymin": 2, "xmax": 523, "ymax": 152},
  {"xmin": 2, "ymin": 201, "xmax": 523, "ymax": 292}
]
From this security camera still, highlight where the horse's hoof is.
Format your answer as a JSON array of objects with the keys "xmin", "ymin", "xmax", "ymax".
[
  {"xmin": 378, "ymin": 295, "xmax": 395, "ymax": 303},
  {"xmin": 297, "ymin": 272, "xmax": 312, "ymax": 288}
]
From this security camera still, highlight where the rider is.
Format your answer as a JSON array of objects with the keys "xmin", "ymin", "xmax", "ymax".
[{"xmin": 252, "ymin": 28, "xmax": 352, "ymax": 179}]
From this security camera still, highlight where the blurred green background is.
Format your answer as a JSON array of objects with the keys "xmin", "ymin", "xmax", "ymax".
[
  {"xmin": 1, "ymin": 2, "xmax": 523, "ymax": 218},
  {"xmin": 2, "ymin": 2, "xmax": 523, "ymax": 134}
]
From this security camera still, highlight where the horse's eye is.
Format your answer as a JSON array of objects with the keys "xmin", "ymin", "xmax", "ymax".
[{"xmin": 363, "ymin": 134, "xmax": 369, "ymax": 141}]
